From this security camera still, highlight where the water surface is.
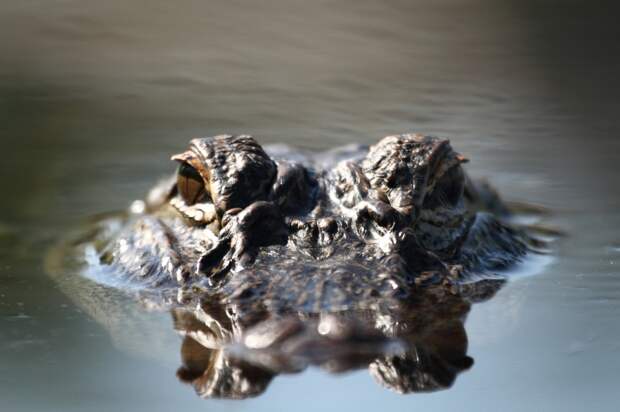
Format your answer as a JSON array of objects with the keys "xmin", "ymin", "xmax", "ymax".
[{"xmin": 1, "ymin": 1, "xmax": 619, "ymax": 411}]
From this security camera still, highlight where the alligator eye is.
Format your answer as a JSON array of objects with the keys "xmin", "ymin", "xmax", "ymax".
[
  {"xmin": 177, "ymin": 162, "xmax": 208, "ymax": 205},
  {"xmin": 423, "ymin": 165, "xmax": 464, "ymax": 209}
]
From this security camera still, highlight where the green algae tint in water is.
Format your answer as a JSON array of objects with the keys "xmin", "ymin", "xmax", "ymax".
[{"xmin": 2, "ymin": 1, "xmax": 620, "ymax": 411}]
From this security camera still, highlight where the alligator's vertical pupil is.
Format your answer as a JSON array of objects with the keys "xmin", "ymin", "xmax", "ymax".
[{"xmin": 177, "ymin": 163, "xmax": 207, "ymax": 205}]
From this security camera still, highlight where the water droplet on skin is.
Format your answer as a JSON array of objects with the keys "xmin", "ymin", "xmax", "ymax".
[
  {"xmin": 317, "ymin": 320, "xmax": 331, "ymax": 336},
  {"xmin": 129, "ymin": 200, "xmax": 146, "ymax": 214}
]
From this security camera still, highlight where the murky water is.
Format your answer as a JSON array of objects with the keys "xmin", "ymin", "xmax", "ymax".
[{"xmin": 1, "ymin": 1, "xmax": 619, "ymax": 411}]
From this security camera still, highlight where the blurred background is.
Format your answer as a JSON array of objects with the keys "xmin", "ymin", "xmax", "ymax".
[{"xmin": 1, "ymin": 1, "xmax": 619, "ymax": 411}]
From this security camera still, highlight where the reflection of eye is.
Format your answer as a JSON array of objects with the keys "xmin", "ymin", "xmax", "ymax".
[{"xmin": 177, "ymin": 163, "xmax": 208, "ymax": 205}]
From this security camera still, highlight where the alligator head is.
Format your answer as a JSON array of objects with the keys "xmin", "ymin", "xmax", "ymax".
[{"xmin": 73, "ymin": 133, "xmax": 544, "ymax": 398}]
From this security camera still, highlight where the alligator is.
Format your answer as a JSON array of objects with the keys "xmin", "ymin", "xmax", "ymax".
[{"xmin": 49, "ymin": 133, "xmax": 549, "ymax": 399}]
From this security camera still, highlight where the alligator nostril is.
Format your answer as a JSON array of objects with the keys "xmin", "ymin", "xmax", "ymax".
[
  {"xmin": 288, "ymin": 219, "xmax": 306, "ymax": 232},
  {"xmin": 318, "ymin": 217, "xmax": 338, "ymax": 234}
]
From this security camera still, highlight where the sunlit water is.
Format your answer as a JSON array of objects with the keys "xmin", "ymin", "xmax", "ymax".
[{"xmin": 1, "ymin": 1, "xmax": 619, "ymax": 411}]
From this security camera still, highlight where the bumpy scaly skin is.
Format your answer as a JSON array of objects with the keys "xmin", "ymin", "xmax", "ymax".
[
  {"xmin": 99, "ymin": 133, "xmax": 530, "ymax": 301},
  {"xmin": 79, "ymin": 133, "xmax": 541, "ymax": 398}
]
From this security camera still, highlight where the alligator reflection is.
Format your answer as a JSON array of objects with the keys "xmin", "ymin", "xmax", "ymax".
[{"xmin": 171, "ymin": 279, "xmax": 503, "ymax": 399}]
